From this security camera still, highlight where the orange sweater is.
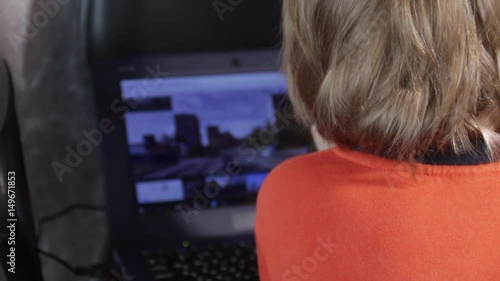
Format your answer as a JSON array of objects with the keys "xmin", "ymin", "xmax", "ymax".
[{"xmin": 256, "ymin": 147, "xmax": 500, "ymax": 281}]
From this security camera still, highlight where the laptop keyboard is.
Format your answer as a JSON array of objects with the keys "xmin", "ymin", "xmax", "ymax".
[{"xmin": 141, "ymin": 241, "xmax": 259, "ymax": 281}]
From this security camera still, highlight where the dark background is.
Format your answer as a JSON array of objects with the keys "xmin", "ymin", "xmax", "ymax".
[
  {"xmin": 1, "ymin": 1, "xmax": 105, "ymax": 281},
  {"xmin": 0, "ymin": 1, "xmax": 282, "ymax": 280}
]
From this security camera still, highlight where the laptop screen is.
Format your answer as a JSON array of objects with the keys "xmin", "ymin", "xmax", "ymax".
[{"xmin": 120, "ymin": 71, "xmax": 312, "ymax": 214}]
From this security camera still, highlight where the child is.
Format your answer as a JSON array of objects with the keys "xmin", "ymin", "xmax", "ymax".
[{"xmin": 256, "ymin": 1, "xmax": 500, "ymax": 280}]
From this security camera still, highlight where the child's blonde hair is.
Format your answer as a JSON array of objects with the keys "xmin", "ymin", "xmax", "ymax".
[{"xmin": 283, "ymin": 0, "xmax": 500, "ymax": 162}]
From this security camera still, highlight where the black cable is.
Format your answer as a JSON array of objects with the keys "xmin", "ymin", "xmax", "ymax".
[
  {"xmin": 37, "ymin": 248, "xmax": 77, "ymax": 274},
  {"xmin": 36, "ymin": 204, "xmax": 106, "ymax": 241},
  {"xmin": 38, "ymin": 247, "xmax": 111, "ymax": 277},
  {"xmin": 36, "ymin": 204, "xmax": 109, "ymax": 277}
]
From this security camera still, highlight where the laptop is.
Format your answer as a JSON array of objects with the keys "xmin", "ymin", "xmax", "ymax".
[{"xmin": 92, "ymin": 49, "xmax": 313, "ymax": 281}]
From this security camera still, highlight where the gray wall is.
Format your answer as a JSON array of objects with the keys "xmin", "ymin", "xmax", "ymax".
[{"xmin": 1, "ymin": 1, "xmax": 107, "ymax": 280}]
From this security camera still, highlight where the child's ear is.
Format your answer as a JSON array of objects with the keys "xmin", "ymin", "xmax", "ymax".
[{"xmin": 311, "ymin": 124, "xmax": 335, "ymax": 151}]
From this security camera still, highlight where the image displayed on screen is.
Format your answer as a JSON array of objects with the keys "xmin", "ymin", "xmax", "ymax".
[{"xmin": 120, "ymin": 72, "xmax": 312, "ymax": 213}]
